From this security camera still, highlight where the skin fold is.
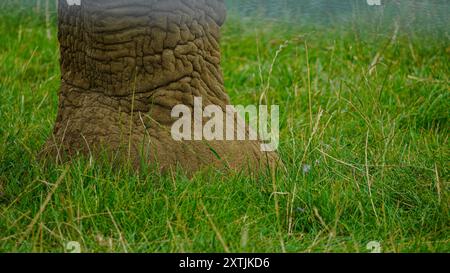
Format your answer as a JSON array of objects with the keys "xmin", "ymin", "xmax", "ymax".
[{"xmin": 42, "ymin": 0, "xmax": 279, "ymax": 174}]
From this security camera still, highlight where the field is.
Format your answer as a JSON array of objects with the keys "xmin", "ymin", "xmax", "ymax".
[{"xmin": 0, "ymin": 3, "xmax": 449, "ymax": 252}]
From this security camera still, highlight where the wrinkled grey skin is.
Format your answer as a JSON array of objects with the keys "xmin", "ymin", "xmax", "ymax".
[{"xmin": 43, "ymin": 0, "xmax": 279, "ymax": 174}]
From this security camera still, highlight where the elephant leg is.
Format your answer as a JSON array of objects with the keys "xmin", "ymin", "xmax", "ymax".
[{"xmin": 42, "ymin": 0, "xmax": 279, "ymax": 174}]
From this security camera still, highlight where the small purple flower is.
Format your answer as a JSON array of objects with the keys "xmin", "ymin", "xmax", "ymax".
[
  {"xmin": 302, "ymin": 164, "xmax": 312, "ymax": 174},
  {"xmin": 296, "ymin": 207, "xmax": 306, "ymax": 213}
]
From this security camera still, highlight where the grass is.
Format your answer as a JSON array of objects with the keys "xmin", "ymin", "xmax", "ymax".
[{"xmin": 0, "ymin": 4, "xmax": 449, "ymax": 253}]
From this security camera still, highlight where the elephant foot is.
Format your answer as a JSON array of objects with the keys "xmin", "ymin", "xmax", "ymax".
[
  {"xmin": 41, "ymin": 84, "xmax": 279, "ymax": 175},
  {"xmin": 42, "ymin": 132, "xmax": 279, "ymax": 175},
  {"xmin": 42, "ymin": 0, "xmax": 281, "ymax": 175}
]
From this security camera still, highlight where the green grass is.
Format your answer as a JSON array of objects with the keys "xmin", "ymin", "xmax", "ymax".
[{"xmin": 0, "ymin": 5, "xmax": 449, "ymax": 253}]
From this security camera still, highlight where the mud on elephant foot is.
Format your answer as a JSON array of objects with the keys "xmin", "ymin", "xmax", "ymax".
[
  {"xmin": 42, "ymin": 130, "xmax": 279, "ymax": 175},
  {"xmin": 41, "ymin": 86, "xmax": 280, "ymax": 174}
]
